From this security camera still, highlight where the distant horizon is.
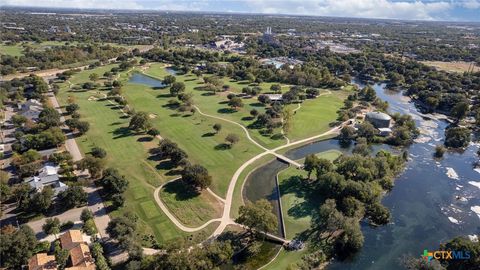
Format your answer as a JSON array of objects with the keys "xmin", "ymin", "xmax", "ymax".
[{"xmin": 1, "ymin": 0, "xmax": 480, "ymax": 23}]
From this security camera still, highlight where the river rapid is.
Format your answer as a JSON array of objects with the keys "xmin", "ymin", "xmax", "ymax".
[{"xmin": 243, "ymin": 81, "xmax": 480, "ymax": 270}]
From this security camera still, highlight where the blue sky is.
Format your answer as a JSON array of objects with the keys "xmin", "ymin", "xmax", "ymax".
[{"xmin": 4, "ymin": 0, "xmax": 480, "ymax": 22}]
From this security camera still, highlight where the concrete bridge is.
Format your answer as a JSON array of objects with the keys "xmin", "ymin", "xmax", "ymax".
[
  {"xmin": 263, "ymin": 231, "xmax": 290, "ymax": 245},
  {"xmin": 272, "ymin": 153, "xmax": 303, "ymax": 168}
]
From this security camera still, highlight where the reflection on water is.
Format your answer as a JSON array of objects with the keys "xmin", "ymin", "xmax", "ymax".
[{"xmin": 128, "ymin": 73, "xmax": 166, "ymax": 88}]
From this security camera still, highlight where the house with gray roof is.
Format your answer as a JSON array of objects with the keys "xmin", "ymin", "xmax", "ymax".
[
  {"xmin": 19, "ymin": 99, "xmax": 43, "ymax": 121},
  {"xmin": 24, "ymin": 163, "xmax": 67, "ymax": 195}
]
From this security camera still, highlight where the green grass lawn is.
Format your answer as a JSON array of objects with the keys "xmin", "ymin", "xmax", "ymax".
[
  {"xmin": 56, "ymin": 64, "xmax": 220, "ymax": 244},
  {"xmin": 278, "ymin": 150, "xmax": 343, "ymax": 239},
  {"xmin": 122, "ymin": 82, "xmax": 263, "ymax": 196},
  {"xmin": 262, "ymin": 249, "xmax": 308, "ymax": 270},
  {"xmin": 159, "ymin": 181, "xmax": 222, "ymax": 227},
  {"xmin": 143, "ymin": 64, "xmax": 345, "ymax": 149},
  {"xmin": 0, "ymin": 44, "xmax": 24, "ymax": 56}
]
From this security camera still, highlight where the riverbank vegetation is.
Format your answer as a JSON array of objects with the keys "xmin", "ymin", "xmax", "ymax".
[{"xmin": 276, "ymin": 149, "xmax": 406, "ymax": 267}]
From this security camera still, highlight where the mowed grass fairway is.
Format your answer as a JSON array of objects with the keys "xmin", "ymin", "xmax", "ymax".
[
  {"xmin": 0, "ymin": 44, "xmax": 24, "ymax": 56},
  {"xmin": 143, "ymin": 63, "xmax": 346, "ymax": 148},
  {"xmin": 122, "ymin": 82, "xmax": 263, "ymax": 196},
  {"xmin": 56, "ymin": 64, "xmax": 221, "ymax": 243}
]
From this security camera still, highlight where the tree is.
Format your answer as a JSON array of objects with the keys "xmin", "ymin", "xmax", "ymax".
[
  {"xmin": 225, "ymin": 133, "xmax": 240, "ymax": 147},
  {"xmin": 213, "ymin": 123, "xmax": 222, "ymax": 134},
  {"xmin": 228, "ymin": 97, "xmax": 244, "ymax": 110},
  {"xmin": 270, "ymin": 84, "xmax": 281, "ymax": 93},
  {"xmin": 91, "ymin": 147, "xmax": 107, "ymax": 158},
  {"xmin": 100, "ymin": 168, "xmax": 129, "ymax": 197},
  {"xmin": 444, "ymin": 127, "xmax": 470, "ymax": 148},
  {"xmin": 450, "ymin": 102, "xmax": 469, "ymax": 121},
  {"xmin": 315, "ymin": 158, "xmax": 334, "ymax": 178},
  {"xmin": 357, "ymin": 121, "xmax": 376, "ymax": 142},
  {"xmin": 83, "ymin": 219, "xmax": 98, "ymax": 236},
  {"xmin": 77, "ymin": 156, "xmax": 105, "ymax": 179},
  {"xmin": 250, "ymin": 109, "xmax": 259, "ymax": 118},
  {"xmin": 0, "ymin": 225, "xmax": 38, "ymax": 268},
  {"xmin": 42, "ymin": 217, "xmax": 61, "ymax": 238},
  {"xmin": 258, "ymin": 94, "xmax": 271, "ymax": 104},
  {"xmin": 29, "ymin": 186, "xmax": 54, "ymax": 213},
  {"xmin": 304, "ymin": 154, "xmax": 319, "ymax": 179},
  {"xmin": 58, "ymin": 186, "xmax": 88, "ymax": 209},
  {"xmin": 76, "ymin": 121, "xmax": 90, "ymax": 135},
  {"xmin": 147, "ymin": 128, "xmax": 160, "ymax": 138},
  {"xmin": 81, "ymin": 208, "xmax": 94, "ymax": 223},
  {"xmin": 54, "ymin": 241, "xmax": 69, "ymax": 270},
  {"xmin": 236, "ymin": 199, "xmax": 278, "ymax": 238},
  {"xmin": 181, "ymin": 164, "xmax": 212, "ymax": 191},
  {"xmin": 89, "ymin": 73, "xmax": 99, "ymax": 82},
  {"xmin": 170, "ymin": 82, "xmax": 185, "ymax": 96},
  {"xmin": 339, "ymin": 126, "xmax": 356, "ymax": 145},
  {"xmin": 282, "ymin": 107, "xmax": 293, "ymax": 135},
  {"xmin": 163, "ymin": 75, "xmax": 176, "ymax": 85},
  {"xmin": 106, "ymin": 212, "xmax": 137, "ymax": 247},
  {"xmin": 39, "ymin": 107, "xmax": 61, "ymax": 128},
  {"xmin": 111, "ymin": 194, "xmax": 125, "ymax": 209},
  {"xmin": 434, "ymin": 145, "xmax": 446, "ymax": 158},
  {"xmin": 65, "ymin": 103, "xmax": 79, "ymax": 115},
  {"xmin": 129, "ymin": 111, "xmax": 151, "ymax": 132},
  {"xmin": 91, "ymin": 242, "xmax": 111, "ymax": 270},
  {"xmin": 366, "ymin": 202, "xmax": 391, "ymax": 225}
]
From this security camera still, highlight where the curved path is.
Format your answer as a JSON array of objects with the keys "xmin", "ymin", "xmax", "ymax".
[
  {"xmin": 193, "ymin": 105, "xmax": 269, "ymax": 151},
  {"xmin": 153, "ymin": 178, "xmax": 222, "ymax": 232},
  {"xmin": 154, "ymin": 91, "xmax": 346, "ymax": 238}
]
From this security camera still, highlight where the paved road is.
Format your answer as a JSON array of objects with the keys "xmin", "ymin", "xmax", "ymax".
[{"xmin": 47, "ymin": 89, "xmax": 111, "ymax": 241}]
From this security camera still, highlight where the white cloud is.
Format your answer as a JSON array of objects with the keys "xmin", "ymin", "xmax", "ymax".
[
  {"xmin": 460, "ymin": 0, "xmax": 480, "ymax": 9},
  {"xmin": 244, "ymin": 0, "xmax": 453, "ymax": 20},
  {"xmin": 1, "ymin": 0, "xmax": 143, "ymax": 9},
  {"xmin": 1, "ymin": 0, "xmax": 471, "ymax": 21}
]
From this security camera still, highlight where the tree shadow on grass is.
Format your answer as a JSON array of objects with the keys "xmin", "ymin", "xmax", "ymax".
[
  {"xmin": 137, "ymin": 136, "xmax": 153, "ymax": 142},
  {"xmin": 271, "ymin": 133, "xmax": 285, "ymax": 140},
  {"xmin": 162, "ymin": 180, "xmax": 199, "ymax": 201},
  {"xmin": 201, "ymin": 92, "xmax": 215, "ymax": 96},
  {"xmin": 155, "ymin": 159, "xmax": 175, "ymax": 170},
  {"xmin": 250, "ymin": 102, "xmax": 265, "ymax": 107},
  {"xmin": 214, "ymin": 143, "xmax": 231, "ymax": 150},
  {"xmin": 217, "ymin": 108, "xmax": 236, "ymax": 114},
  {"xmin": 241, "ymin": 116, "xmax": 254, "ymax": 121},
  {"xmin": 110, "ymin": 121, "xmax": 123, "ymax": 126},
  {"xmin": 111, "ymin": 127, "xmax": 133, "ymax": 139},
  {"xmin": 156, "ymin": 93, "xmax": 171, "ymax": 98},
  {"xmin": 202, "ymin": 132, "xmax": 216, "ymax": 137},
  {"xmin": 218, "ymin": 101, "xmax": 228, "ymax": 105},
  {"xmin": 279, "ymin": 175, "xmax": 318, "ymax": 219}
]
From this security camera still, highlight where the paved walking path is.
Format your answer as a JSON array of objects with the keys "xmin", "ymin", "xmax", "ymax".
[{"xmin": 154, "ymin": 102, "xmax": 346, "ymax": 238}]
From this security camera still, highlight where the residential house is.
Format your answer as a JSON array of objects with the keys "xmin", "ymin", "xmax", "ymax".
[
  {"xmin": 19, "ymin": 99, "xmax": 43, "ymax": 121},
  {"xmin": 24, "ymin": 163, "xmax": 67, "ymax": 195},
  {"xmin": 28, "ymin": 253, "xmax": 57, "ymax": 270},
  {"xmin": 28, "ymin": 230, "xmax": 96, "ymax": 270}
]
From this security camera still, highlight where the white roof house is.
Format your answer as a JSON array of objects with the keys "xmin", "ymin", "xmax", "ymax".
[
  {"xmin": 263, "ymin": 94, "xmax": 283, "ymax": 102},
  {"xmin": 20, "ymin": 99, "xmax": 43, "ymax": 121},
  {"xmin": 24, "ymin": 163, "xmax": 67, "ymax": 195}
]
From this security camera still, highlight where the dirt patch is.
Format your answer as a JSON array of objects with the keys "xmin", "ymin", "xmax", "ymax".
[
  {"xmin": 421, "ymin": 61, "xmax": 480, "ymax": 73},
  {"xmin": 149, "ymin": 113, "xmax": 157, "ymax": 119},
  {"xmin": 87, "ymin": 96, "xmax": 98, "ymax": 101}
]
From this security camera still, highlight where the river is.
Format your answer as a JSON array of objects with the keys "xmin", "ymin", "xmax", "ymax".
[
  {"xmin": 128, "ymin": 73, "xmax": 480, "ymax": 269},
  {"xmin": 243, "ymin": 81, "xmax": 480, "ymax": 269}
]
